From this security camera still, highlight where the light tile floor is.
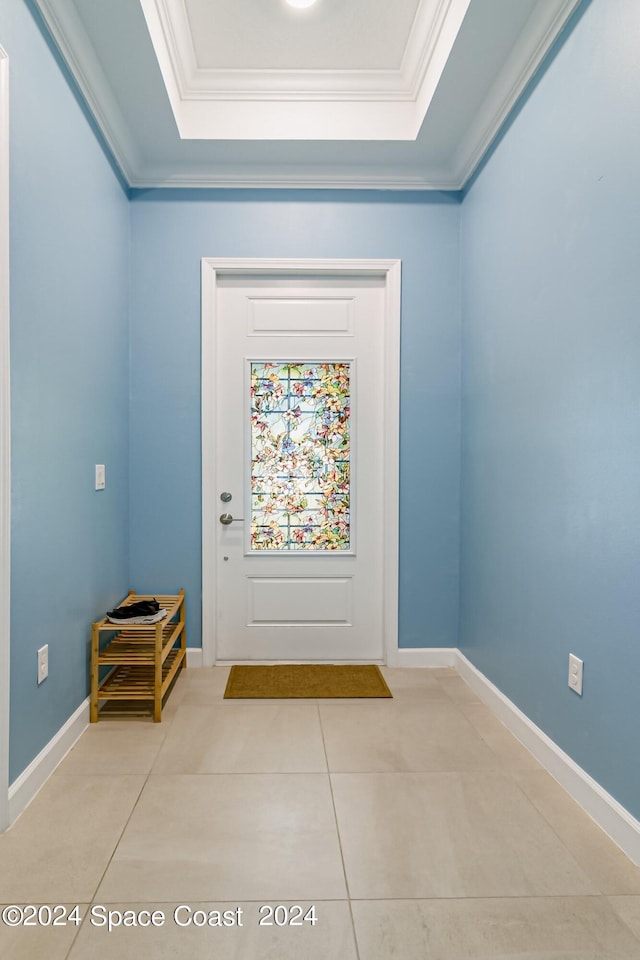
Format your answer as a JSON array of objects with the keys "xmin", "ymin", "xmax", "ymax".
[{"xmin": 1, "ymin": 666, "xmax": 639, "ymax": 959}]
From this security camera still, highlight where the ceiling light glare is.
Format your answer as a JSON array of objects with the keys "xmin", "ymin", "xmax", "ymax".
[{"xmin": 285, "ymin": 0, "xmax": 318, "ymax": 9}]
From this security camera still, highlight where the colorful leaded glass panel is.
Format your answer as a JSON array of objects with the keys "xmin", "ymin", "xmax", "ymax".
[{"xmin": 250, "ymin": 362, "xmax": 351, "ymax": 550}]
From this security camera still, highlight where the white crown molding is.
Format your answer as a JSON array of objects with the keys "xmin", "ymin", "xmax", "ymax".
[
  {"xmin": 184, "ymin": 68, "xmax": 410, "ymax": 101},
  {"xmin": 32, "ymin": 0, "xmax": 139, "ymax": 183},
  {"xmin": 128, "ymin": 167, "xmax": 460, "ymax": 191},
  {"xmin": 0, "ymin": 45, "xmax": 11, "ymax": 834},
  {"xmin": 453, "ymin": 0, "xmax": 583, "ymax": 186},
  {"xmin": 403, "ymin": 0, "xmax": 453, "ymax": 90},
  {"xmin": 404, "ymin": 0, "xmax": 470, "ymax": 119},
  {"xmin": 139, "ymin": 0, "xmax": 191, "ymax": 112}
]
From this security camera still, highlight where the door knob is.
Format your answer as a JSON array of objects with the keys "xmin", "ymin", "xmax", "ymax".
[{"xmin": 219, "ymin": 513, "xmax": 245, "ymax": 525}]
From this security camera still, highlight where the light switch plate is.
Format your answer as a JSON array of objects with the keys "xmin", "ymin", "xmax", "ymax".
[
  {"xmin": 95, "ymin": 464, "xmax": 106, "ymax": 490},
  {"xmin": 568, "ymin": 653, "xmax": 583, "ymax": 696},
  {"xmin": 37, "ymin": 645, "xmax": 48, "ymax": 684}
]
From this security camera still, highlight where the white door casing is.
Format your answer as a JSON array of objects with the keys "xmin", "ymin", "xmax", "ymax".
[
  {"xmin": 0, "ymin": 45, "xmax": 11, "ymax": 830},
  {"xmin": 202, "ymin": 259, "xmax": 400, "ymax": 665}
]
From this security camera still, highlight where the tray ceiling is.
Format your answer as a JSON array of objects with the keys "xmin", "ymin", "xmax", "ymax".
[{"xmin": 32, "ymin": 0, "xmax": 583, "ymax": 189}]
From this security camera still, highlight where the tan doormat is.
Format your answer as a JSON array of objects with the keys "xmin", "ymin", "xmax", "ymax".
[{"xmin": 224, "ymin": 664, "xmax": 392, "ymax": 699}]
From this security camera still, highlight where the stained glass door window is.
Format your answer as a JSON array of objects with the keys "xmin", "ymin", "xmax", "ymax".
[{"xmin": 250, "ymin": 362, "xmax": 351, "ymax": 550}]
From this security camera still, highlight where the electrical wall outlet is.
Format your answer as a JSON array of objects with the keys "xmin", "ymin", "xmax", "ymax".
[
  {"xmin": 568, "ymin": 653, "xmax": 583, "ymax": 696},
  {"xmin": 37, "ymin": 645, "xmax": 48, "ymax": 684},
  {"xmin": 95, "ymin": 464, "xmax": 106, "ymax": 490}
]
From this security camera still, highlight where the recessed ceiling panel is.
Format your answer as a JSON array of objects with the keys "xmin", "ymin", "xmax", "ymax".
[
  {"xmin": 140, "ymin": 0, "xmax": 472, "ymax": 140},
  {"xmin": 186, "ymin": 0, "xmax": 422, "ymax": 71}
]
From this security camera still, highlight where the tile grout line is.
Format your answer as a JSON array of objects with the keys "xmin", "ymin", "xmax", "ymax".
[
  {"xmin": 60, "ymin": 783, "xmax": 143, "ymax": 959},
  {"xmin": 317, "ymin": 700, "xmax": 362, "ymax": 960},
  {"xmin": 504, "ymin": 765, "xmax": 613, "ymax": 896},
  {"xmin": 605, "ymin": 897, "xmax": 640, "ymax": 948},
  {"xmin": 61, "ymin": 731, "xmax": 169, "ymax": 959},
  {"xmin": 58, "ymin": 712, "xmax": 175, "ymax": 960},
  {"xmin": 64, "ymin": 677, "xmax": 341, "ymax": 957}
]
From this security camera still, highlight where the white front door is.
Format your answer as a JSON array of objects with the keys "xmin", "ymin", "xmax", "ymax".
[{"xmin": 202, "ymin": 261, "xmax": 400, "ymax": 663}]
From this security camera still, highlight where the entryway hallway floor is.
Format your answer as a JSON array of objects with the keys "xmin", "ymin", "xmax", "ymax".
[{"xmin": 1, "ymin": 666, "xmax": 639, "ymax": 958}]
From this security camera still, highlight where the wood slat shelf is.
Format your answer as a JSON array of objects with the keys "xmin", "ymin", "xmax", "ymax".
[
  {"xmin": 97, "ymin": 622, "xmax": 184, "ymax": 666},
  {"xmin": 90, "ymin": 589, "xmax": 186, "ymax": 722},
  {"xmin": 97, "ymin": 650, "xmax": 183, "ymax": 698}
]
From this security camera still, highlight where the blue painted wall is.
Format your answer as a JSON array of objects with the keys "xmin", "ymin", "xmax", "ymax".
[
  {"xmin": 128, "ymin": 190, "xmax": 461, "ymax": 651},
  {"xmin": 2, "ymin": 0, "xmax": 130, "ymax": 781},
  {"xmin": 460, "ymin": 0, "xmax": 640, "ymax": 817}
]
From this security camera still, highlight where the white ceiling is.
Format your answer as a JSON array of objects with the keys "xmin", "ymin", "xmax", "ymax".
[
  {"xmin": 185, "ymin": 0, "xmax": 422, "ymax": 71},
  {"xmin": 33, "ymin": 0, "xmax": 582, "ymax": 189}
]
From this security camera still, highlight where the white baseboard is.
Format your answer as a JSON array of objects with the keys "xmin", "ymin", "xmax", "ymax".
[
  {"xmin": 391, "ymin": 647, "xmax": 458, "ymax": 668},
  {"xmin": 455, "ymin": 651, "xmax": 640, "ymax": 867},
  {"xmin": 186, "ymin": 647, "xmax": 203, "ymax": 668},
  {"xmin": 8, "ymin": 697, "xmax": 89, "ymax": 827},
  {"xmin": 200, "ymin": 649, "xmax": 456, "ymax": 669}
]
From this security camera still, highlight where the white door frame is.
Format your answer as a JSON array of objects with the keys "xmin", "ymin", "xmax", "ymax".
[
  {"xmin": 0, "ymin": 45, "xmax": 11, "ymax": 830},
  {"xmin": 201, "ymin": 258, "xmax": 401, "ymax": 667}
]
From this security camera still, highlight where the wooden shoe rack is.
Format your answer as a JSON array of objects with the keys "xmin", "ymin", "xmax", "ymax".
[{"xmin": 90, "ymin": 590, "xmax": 186, "ymax": 722}]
